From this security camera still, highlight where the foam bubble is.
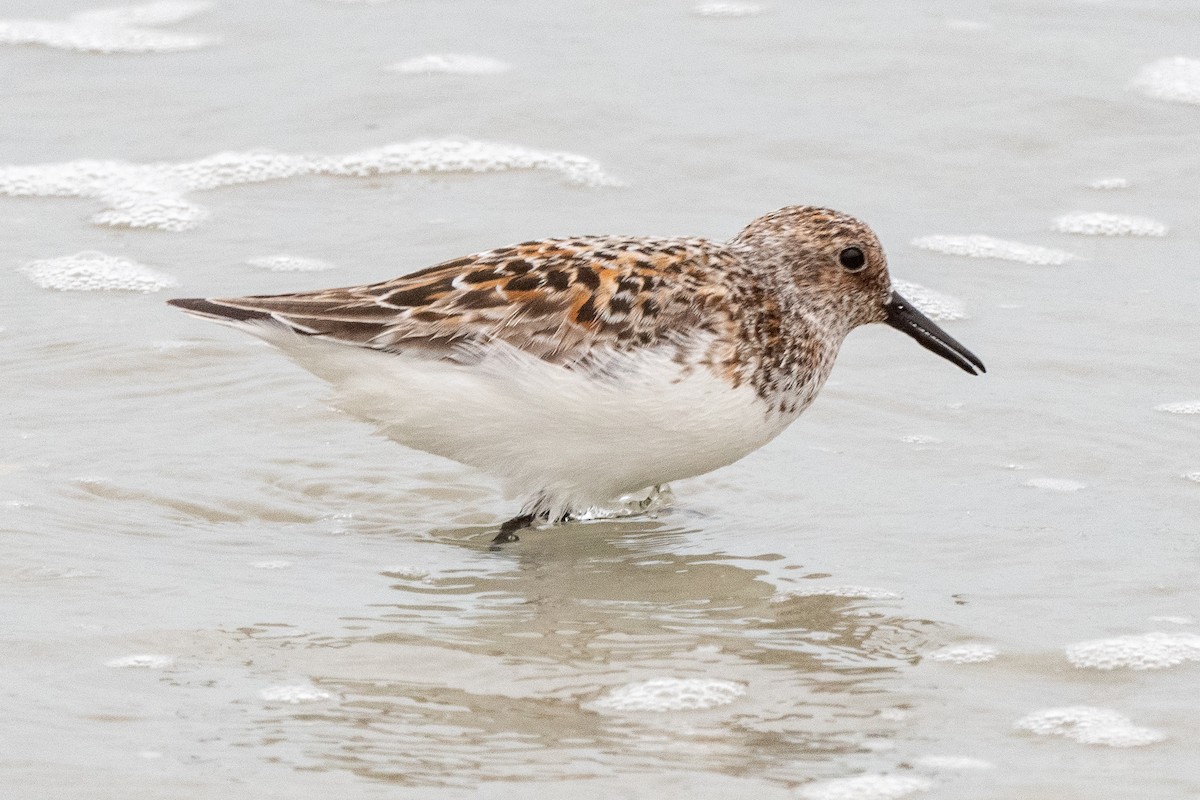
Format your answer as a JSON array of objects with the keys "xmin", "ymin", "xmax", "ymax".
[
  {"xmin": 246, "ymin": 255, "xmax": 336, "ymax": 272},
  {"xmin": 259, "ymin": 685, "xmax": 333, "ymax": 703},
  {"xmin": 890, "ymin": 279, "xmax": 967, "ymax": 322},
  {"xmin": 381, "ymin": 565, "xmax": 431, "ymax": 579},
  {"xmin": 798, "ymin": 774, "xmax": 933, "ymax": 800},
  {"xmin": 1131, "ymin": 57, "xmax": 1200, "ymax": 105},
  {"xmin": 1052, "ymin": 212, "xmax": 1167, "ymax": 237},
  {"xmin": 0, "ymin": 2, "xmax": 215, "ymax": 54},
  {"xmin": 589, "ymin": 678, "xmax": 744, "ymax": 712},
  {"xmin": 1088, "ymin": 177, "xmax": 1130, "ymax": 190},
  {"xmin": 1023, "ymin": 477, "xmax": 1086, "ymax": 492},
  {"xmin": 106, "ymin": 653, "xmax": 174, "ymax": 669},
  {"xmin": 0, "ymin": 140, "xmax": 618, "ymax": 232},
  {"xmin": 900, "ymin": 435, "xmax": 940, "ymax": 445},
  {"xmin": 928, "ymin": 644, "xmax": 998, "ymax": 664},
  {"xmin": 390, "ymin": 54, "xmax": 511, "ymax": 75},
  {"xmin": 1066, "ymin": 631, "xmax": 1200, "ymax": 670},
  {"xmin": 772, "ymin": 586, "xmax": 902, "ymax": 601},
  {"xmin": 1156, "ymin": 401, "xmax": 1200, "ymax": 414},
  {"xmin": 1185, "ymin": 473, "xmax": 1200, "ymax": 483},
  {"xmin": 911, "ymin": 234, "xmax": 1077, "ymax": 265},
  {"xmin": 692, "ymin": 2, "xmax": 765, "ymax": 17},
  {"xmin": 1014, "ymin": 706, "xmax": 1165, "ymax": 747},
  {"xmin": 19, "ymin": 252, "xmax": 178, "ymax": 292},
  {"xmin": 913, "ymin": 756, "xmax": 994, "ymax": 771}
]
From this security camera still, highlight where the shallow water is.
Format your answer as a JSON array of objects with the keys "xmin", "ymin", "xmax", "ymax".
[{"xmin": 2, "ymin": 1, "xmax": 1199, "ymax": 798}]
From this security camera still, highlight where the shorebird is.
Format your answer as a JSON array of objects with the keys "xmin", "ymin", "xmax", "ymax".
[{"xmin": 169, "ymin": 205, "xmax": 984, "ymax": 542}]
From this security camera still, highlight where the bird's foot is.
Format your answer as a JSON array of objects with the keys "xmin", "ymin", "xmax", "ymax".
[{"xmin": 492, "ymin": 513, "xmax": 536, "ymax": 544}]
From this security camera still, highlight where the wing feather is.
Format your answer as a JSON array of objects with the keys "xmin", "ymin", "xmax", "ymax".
[{"xmin": 171, "ymin": 237, "xmax": 739, "ymax": 367}]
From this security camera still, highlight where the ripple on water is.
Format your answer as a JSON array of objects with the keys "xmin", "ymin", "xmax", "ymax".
[
  {"xmin": 1023, "ymin": 477, "xmax": 1086, "ymax": 492},
  {"xmin": 105, "ymin": 654, "xmax": 175, "ymax": 669},
  {"xmin": 588, "ymin": 678, "xmax": 745, "ymax": 712},
  {"xmin": 19, "ymin": 252, "xmax": 178, "ymax": 292},
  {"xmin": 0, "ymin": 140, "xmax": 619, "ymax": 232},
  {"xmin": 910, "ymin": 234, "xmax": 1077, "ymax": 265},
  {"xmin": 1052, "ymin": 212, "xmax": 1167, "ymax": 237},
  {"xmin": 692, "ymin": 3, "xmax": 765, "ymax": 17},
  {"xmin": 1066, "ymin": 631, "xmax": 1200, "ymax": 670},
  {"xmin": 1131, "ymin": 57, "xmax": 1200, "ymax": 105},
  {"xmin": 771, "ymin": 585, "xmax": 902, "ymax": 601},
  {"xmin": 1014, "ymin": 706, "xmax": 1165, "ymax": 747},
  {"xmin": 390, "ymin": 54, "xmax": 512, "ymax": 74},
  {"xmin": 797, "ymin": 774, "xmax": 933, "ymax": 800},
  {"xmin": 913, "ymin": 755, "xmax": 994, "ymax": 771},
  {"xmin": 0, "ymin": 1, "xmax": 216, "ymax": 53}
]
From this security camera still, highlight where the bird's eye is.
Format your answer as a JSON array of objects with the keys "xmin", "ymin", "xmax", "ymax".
[{"xmin": 839, "ymin": 247, "xmax": 867, "ymax": 272}]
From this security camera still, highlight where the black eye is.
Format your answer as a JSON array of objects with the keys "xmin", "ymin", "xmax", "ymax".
[{"xmin": 839, "ymin": 247, "xmax": 866, "ymax": 272}]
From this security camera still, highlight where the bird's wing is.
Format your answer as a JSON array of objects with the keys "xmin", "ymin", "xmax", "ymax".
[{"xmin": 169, "ymin": 237, "xmax": 738, "ymax": 367}]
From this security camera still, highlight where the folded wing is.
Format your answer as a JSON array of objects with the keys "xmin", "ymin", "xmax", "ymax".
[{"xmin": 169, "ymin": 237, "xmax": 735, "ymax": 367}]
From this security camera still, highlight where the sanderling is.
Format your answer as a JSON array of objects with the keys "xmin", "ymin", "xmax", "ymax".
[{"xmin": 169, "ymin": 205, "xmax": 984, "ymax": 542}]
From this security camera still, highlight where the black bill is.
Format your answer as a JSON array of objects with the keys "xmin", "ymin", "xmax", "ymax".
[{"xmin": 884, "ymin": 292, "xmax": 986, "ymax": 375}]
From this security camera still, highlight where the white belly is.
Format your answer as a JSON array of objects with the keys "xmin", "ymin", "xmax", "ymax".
[{"xmin": 266, "ymin": 332, "xmax": 805, "ymax": 516}]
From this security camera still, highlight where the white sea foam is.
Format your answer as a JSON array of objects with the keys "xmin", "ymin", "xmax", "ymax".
[
  {"xmin": 1014, "ymin": 706, "xmax": 1165, "ymax": 747},
  {"xmin": 246, "ymin": 255, "xmax": 336, "ymax": 273},
  {"xmin": 19, "ymin": 252, "xmax": 178, "ymax": 292},
  {"xmin": 390, "ymin": 54, "xmax": 511, "ymax": 75},
  {"xmin": 1066, "ymin": 631, "xmax": 1200, "ymax": 670},
  {"xmin": 1131, "ymin": 57, "xmax": 1200, "ymax": 105},
  {"xmin": 259, "ymin": 685, "xmax": 333, "ymax": 703},
  {"xmin": 913, "ymin": 755, "xmax": 994, "ymax": 771},
  {"xmin": 771, "ymin": 585, "xmax": 902, "ymax": 601},
  {"xmin": 1052, "ymin": 212, "xmax": 1167, "ymax": 237},
  {"xmin": 1088, "ymin": 177, "xmax": 1130, "ymax": 190},
  {"xmin": 251, "ymin": 560, "xmax": 293, "ymax": 570},
  {"xmin": 589, "ymin": 678, "xmax": 744, "ymax": 712},
  {"xmin": 798, "ymin": 774, "xmax": 933, "ymax": 800},
  {"xmin": 1185, "ymin": 472, "xmax": 1200, "ymax": 484},
  {"xmin": 911, "ymin": 234, "xmax": 1077, "ymax": 265},
  {"xmin": 1023, "ymin": 477, "xmax": 1086, "ymax": 492},
  {"xmin": 381, "ymin": 565, "xmax": 431, "ymax": 579},
  {"xmin": 106, "ymin": 653, "xmax": 174, "ymax": 668},
  {"xmin": 1148, "ymin": 616, "xmax": 1193, "ymax": 625},
  {"xmin": 890, "ymin": 279, "xmax": 967, "ymax": 322},
  {"xmin": 928, "ymin": 644, "xmax": 999, "ymax": 664},
  {"xmin": 0, "ymin": 2, "xmax": 214, "ymax": 54},
  {"xmin": 900, "ymin": 435, "xmax": 940, "ymax": 445},
  {"xmin": 692, "ymin": 3, "xmax": 765, "ymax": 17},
  {"xmin": 0, "ymin": 140, "xmax": 619, "ymax": 232},
  {"xmin": 1156, "ymin": 401, "xmax": 1200, "ymax": 414}
]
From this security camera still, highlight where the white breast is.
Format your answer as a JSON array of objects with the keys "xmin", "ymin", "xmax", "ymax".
[{"xmin": 261, "ymin": 329, "xmax": 809, "ymax": 516}]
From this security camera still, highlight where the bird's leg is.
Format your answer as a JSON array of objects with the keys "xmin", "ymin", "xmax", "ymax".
[{"xmin": 492, "ymin": 513, "xmax": 535, "ymax": 544}]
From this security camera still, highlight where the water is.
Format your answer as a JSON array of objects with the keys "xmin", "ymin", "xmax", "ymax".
[{"xmin": 2, "ymin": 1, "xmax": 1199, "ymax": 797}]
